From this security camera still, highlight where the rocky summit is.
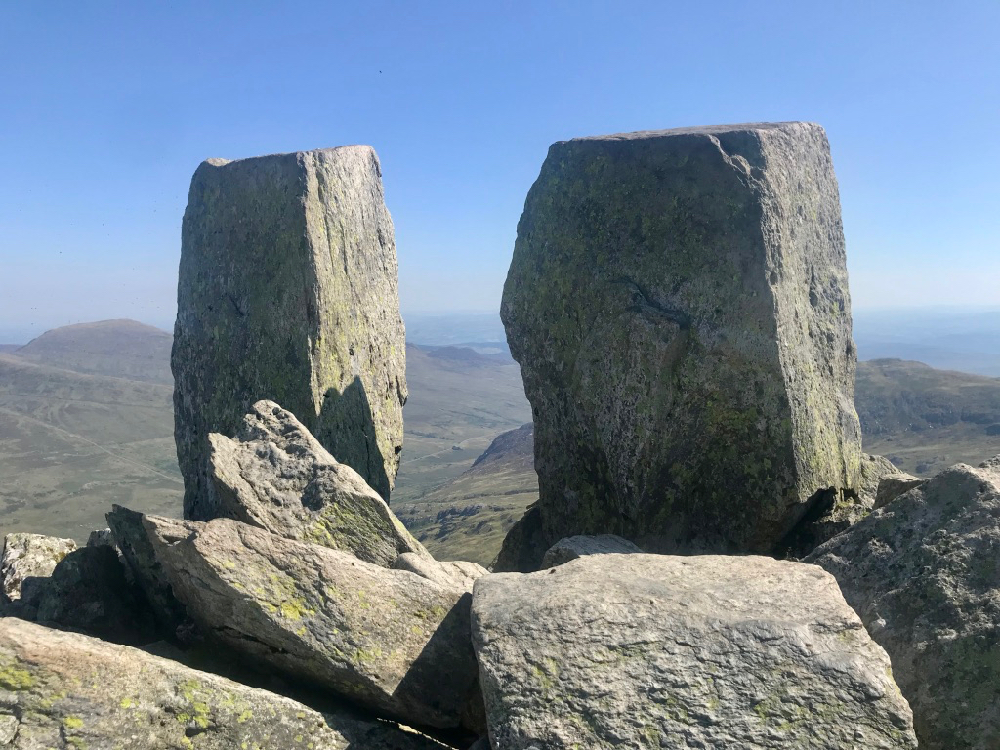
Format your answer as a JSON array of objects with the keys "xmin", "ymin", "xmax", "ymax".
[
  {"xmin": 498, "ymin": 122, "xmax": 861, "ymax": 570},
  {"xmin": 173, "ymin": 145, "xmax": 406, "ymax": 520},
  {"xmin": 807, "ymin": 456, "xmax": 1000, "ymax": 750}
]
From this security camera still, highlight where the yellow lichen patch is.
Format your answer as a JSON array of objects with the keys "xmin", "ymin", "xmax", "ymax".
[
  {"xmin": 0, "ymin": 661, "xmax": 35, "ymax": 691},
  {"xmin": 63, "ymin": 715, "xmax": 84, "ymax": 729}
]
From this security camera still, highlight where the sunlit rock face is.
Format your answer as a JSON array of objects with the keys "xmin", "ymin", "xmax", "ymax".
[
  {"xmin": 173, "ymin": 146, "xmax": 406, "ymax": 520},
  {"xmin": 497, "ymin": 122, "xmax": 861, "ymax": 570}
]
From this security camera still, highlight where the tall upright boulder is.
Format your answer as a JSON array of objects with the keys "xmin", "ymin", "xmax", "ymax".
[
  {"xmin": 498, "ymin": 122, "xmax": 861, "ymax": 570},
  {"xmin": 173, "ymin": 146, "xmax": 406, "ymax": 520}
]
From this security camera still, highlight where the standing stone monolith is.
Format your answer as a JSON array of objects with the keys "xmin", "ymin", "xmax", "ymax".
[
  {"xmin": 173, "ymin": 146, "xmax": 406, "ymax": 520},
  {"xmin": 497, "ymin": 122, "xmax": 861, "ymax": 570}
]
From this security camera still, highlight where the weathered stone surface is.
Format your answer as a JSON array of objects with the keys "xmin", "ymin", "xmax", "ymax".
[
  {"xmin": 539, "ymin": 534, "xmax": 642, "ymax": 569},
  {"xmin": 873, "ymin": 472, "xmax": 924, "ymax": 510},
  {"xmin": 86, "ymin": 527, "xmax": 116, "ymax": 550},
  {"xmin": 137, "ymin": 514, "xmax": 481, "ymax": 734},
  {"xmin": 472, "ymin": 554, "xmax": 916, "ymax": 749},
  {"xmin": 1, "ymin": 533, "xmax": 75, "ymax": 603},
  {"xmin": 499, "ymin": 122, "xmax": 861, "ymax": 569},
  {"xmin": 207, "ymin": 400, "xmax": 428, "ymax": 566},
  {"xmin": 0, "ymin": 618, "xmax": 445, "ymax": 749},
  {"xmin": 392, "ymin": 552, "xmax": 487, "ymax": 593},
  {"xmin": 806, "ymin": 457, "xmax": 1000, "ymax": 750},
  {"xmin": 18, "ymin": 546, "xmax": 155, "ymax": 645},
  {"xmin": 174, "ymin": 145, "xmax": 406, "ymax": 520},
  {"xmin": 492, "ymin": 505, "xmax": 548, "ymax": 573}
]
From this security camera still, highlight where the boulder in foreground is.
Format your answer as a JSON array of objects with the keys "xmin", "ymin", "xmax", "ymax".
[
  {"xmin": 174, "ymin": 145, "xmax": 406, "ymax": 519},
  {"xmin": 498, "ymin": 122, "xmax": 861, "ymax": 569},
  {"xmin": 0, "ymin": 617, "xmax": 444, "ymax": 749},
  {"xmin": 207, "ymin": 400, "xmax": 429, "ymax": 566},
  {"xmin": 806, "ymin": 456, "xmax": 1000, "ymax": 750},
  {"xmin": 472, "ymin": 554, "xmax": 916, "ymax": 749},
  {"xmin": 138, "ymin": 514, "xmax": 482, "ymax": 734}
]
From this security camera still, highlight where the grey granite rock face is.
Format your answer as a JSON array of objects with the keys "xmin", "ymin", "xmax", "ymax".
[
  {"xmin": 207, "ymin": 400, "xmax": 428, "ymax": 566},
  {"xmin": 0, "ymin": 533, "xmax": 76, "ymax": 604},
  {"xmin": 174, "ymin": 145, "xmax": 406, "ymax": 520},
  {"xmin": 806, "ymin": 457, "xmax": 1000, "ymax": 750},
  {"xmin": 539, "ymin": 534, "xmax": 642, "ymax": 569},
  {"xmin": 137, "ymin": 514, "xmax": 482, "ymax": 735},
  {"xmin": 392, "ymin": 552, "xmax": 488, "ymax": 594},
  {"xmin": 499, "ymin": 122, "xmax": 861, "ymax": 569},
  {"xmin": 0, "ymin": 618, "xmax": 445, "ymax": 750},
  {"xmin": 472, "ymin": 554, "xmax": 916, "ymax": 749}
]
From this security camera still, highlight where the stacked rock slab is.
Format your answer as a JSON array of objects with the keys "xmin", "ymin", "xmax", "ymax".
[
  {"xmin": 0, "ymin": 618, "xmax": 444, "ymax": 750},
  {"xmin": 806, "ymin": 456, "xmax": 1000, "ymax": 750},
  {"xmin": 133, "ymin": 514, "xmax": 483, "ymax": 735},
  {"xmin": 472, "ymin": 554, "xmax": 916, "ymax": 748},
  {"xmin": 174, "ymin": 145, "xmax": 406, "ymax": 520},
  {"xmin": 498, "ymin": 122, "xmax": 861, "ymax": 570},
  {"xmin": 207, "ymin": 400, "xmax": 429, "ymax": 566}
]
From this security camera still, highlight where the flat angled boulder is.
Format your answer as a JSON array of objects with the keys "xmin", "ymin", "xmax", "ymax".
[
  {"xmin": 472, "ymin": 554, "xmax": 916, "ymax": 749},
  {"xmin": 139, "ymin": 514, "xmax": 482, "ymax": 734},
  {"xmin": 207, "ymin": 400, "xmax": 430, "ymax": 566},
  {"xmin": 0, "ymin": 618, "xmax": 444, "ymax": 750},
  {"xmin": 498, "ymin": 122, "xmax": 861, "ymax": 570},
  {"xmin": 806, "ymin": 456, "xmax": 1000, "ymax": 750},
  {"xmin": 174, "ymin": 145, "xmax": 406, "ymax": 520}
]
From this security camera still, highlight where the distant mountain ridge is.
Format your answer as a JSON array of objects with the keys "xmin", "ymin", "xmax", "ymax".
[{"xmin": 12, "ymin": 319, "xmax": 173, "ymax": 384}]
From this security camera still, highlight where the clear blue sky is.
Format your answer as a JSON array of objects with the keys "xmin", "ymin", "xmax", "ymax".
[{"xmin": 1, "ymin": 0, "xmax": 998, "ymax": 341}]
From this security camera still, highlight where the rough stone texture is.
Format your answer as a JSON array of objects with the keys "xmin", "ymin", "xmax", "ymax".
[
  {"xmin": 0, "ymin": 618, "xmax": 445, "ymax": 749},
  {"xmin": 174, "ymin": 145, "xmax": 406, "ymax": 520},
  {"xmin": 207, "ymin": 400, "xmax": 428, "ymax": 566},
  {"xmin": 392, "ymin": 552, "xmax": 487, "ymax": 593},
  {"xmin": 1, "ymin": 533, "xmax": 76, "ymax": 604},
  {"xmin": 492, "ymin": 505, "xmax": 548, "ymax": 573},
  {"xmin": 86, "ymin": 527, "xmax": 116, "ymax": 549},
  {"xmin": 539, "ymin": 534, "xmax": 643, "ymax": 569},
  {"xmin": 472, "ymin": 554, "xmax": 916, "ymax": 749},
  {"xmin": 806, "ymin": 457, "xmax": 1000, "ymax": 750},
  {"xmin": 778, "ymin": 453, "xmax": 901, "ymax": 558},
  {"xmin": 873, "ymin": 473, "xmax": 924, "ymax": 510},
  {"xmin": 499, "ymin": 122, "xmax": 861, "ymax": 569},
  {"xmin": 137, "ymin": 514, "xmax": 482, "ymax": 735},
  {"xmin": 17, "ymin": 546, "xmax": 155, "ymax": 645}
]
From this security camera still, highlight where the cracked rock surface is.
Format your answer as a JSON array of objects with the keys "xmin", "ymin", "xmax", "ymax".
[
  {"xmin": 472, "ymin": 553, "xmax": 916, "ymax": 749},
  {"xmin": 497, "ymin": 122, "xmax": 861, "ymax": 570},
  {"xmin": 807, "ymin": 456, "xmax": 1000, "ymax": 750},
  {"xmin": 0, "ymin": 617, "xmax": 444, "ymax": 749}
]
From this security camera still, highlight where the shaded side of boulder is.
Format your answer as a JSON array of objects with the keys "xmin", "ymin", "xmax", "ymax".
[
  {"xmin": 139, "ymin": 514, "xmax": 482, "ymax": 734},
  {"xmin": 106, "ymin": 505, "xmax": 193, "ymax": 642},
  {"xmin": 0, "ymin": 618, "xmax": 445, "ymax": 750},
  {"xmin": 18, "ymin": 546, "xmax": 155, "ymax": 645},
  {"xmin": 499, "ymin": 122, "xmax": 861, "ymax": 570},
  {"xmin": 777, "ymin": 453, "xmax": 902, "ymax": 558},
  {"xmin": 540, "ymin": 534, "xmax": 642, "ymax": 569},
  {"xmin": 174, "ymin": 145, "xmax": 406, "ymax": 520},
  {"xmin": 806, "ymin": 457, "xmax": 1000, "ymax": 750},
  {"xmin": 491, "ymin": 505, "xmax": 548, "ymax": 573},
  {"xmin": 207, "ymin": 399, "xmax": 429, "ymax": 566},
  {"xmin": 1, "ymin": 533, "xmax": 75, "ymax": 604},
  {"xmin": 873, "ymin": 473, "xmax": 924, "ymax": 510},
  {"xmin": 472, "ymin": 554, "xmax": 916, "ymax": 749}
]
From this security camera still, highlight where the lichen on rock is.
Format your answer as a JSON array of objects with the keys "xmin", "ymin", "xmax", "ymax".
[
  {"xmin": 173, "ymin": 145, "xmax": 406, "ymax": 521},
  {"xmin": 498, "ymin": 122, "xmax": 861, "ymax": 570}
]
